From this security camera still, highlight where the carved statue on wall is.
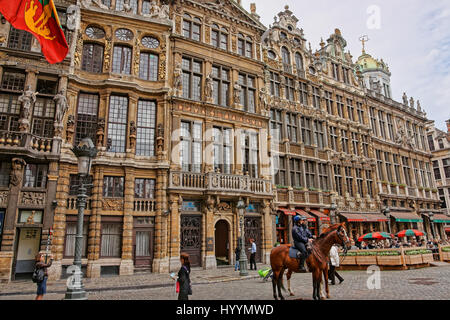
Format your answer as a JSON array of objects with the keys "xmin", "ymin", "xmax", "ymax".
[
  {"xmin": 10, "ymin": 158, "xmax": 26, "ymax": 187},
  {"xmin": 96, "ymin": 118, "xmax": 105, "ymax": 147},
  {"xmin": 173, "ymin": 62, "xmax": 183, "ymax": 97},
  {"xmin": 66, "ymin": 5, "xmax": 80, "ymax": 31},
  {"xmin": 129, "ymin": 120, "xmax": 137, "ymax": 150},
  {"xmin": 81, "ymin": 0, "xmax": 109, "ymax": 10},
  {"xmin": 156, "ymin": 123, "xmax": 164, "ymax": 153},
  {"xmin": 123, "ymin": 0, "xmax": 133, "ymax": 13},
  {"xmin": 54, "ymin": 90, "xmax": 68, "ymax": 126},
  {"xmin": 233, "ymin": 81, "xmax": 242, "ymax": 105},
  {"xmin": 402, "ymin": 92, "xmax": 408, "ymax": 105},
  {"xmin": 409, "ymin": 97, "xmax": 415, "ymax": 109},
  {"xmin": 416, "ymin": 100, "xmax": 422, "ymax": 112},
  {"xmin": 205, "ymin": 72, "xmax": 214, "ymax": 102},
  {"xmin": 259, "ymin": 87, "xmax": 269, "ymax": 114},
  {"xmin": 66, "ymin": 114, "xmax": 75, "ymax": 144},
  {"xmin": 18, "ymin": 86, "xmax": 37, "ymax": 120}
]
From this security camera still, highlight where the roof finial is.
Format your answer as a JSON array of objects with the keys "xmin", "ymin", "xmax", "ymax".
[{"xmin": 359, "ymin": 35, "xmax": 369, "ymax": 54}]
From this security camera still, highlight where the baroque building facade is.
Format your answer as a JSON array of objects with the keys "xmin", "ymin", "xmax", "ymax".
[{"xmin": 0, "ymin": 0, "xmax": 443, "ymax": 282}]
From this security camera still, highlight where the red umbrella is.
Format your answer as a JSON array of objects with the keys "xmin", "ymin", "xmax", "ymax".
[
  {"xmin": 358, "ymin": 232, "xmax": 392, "ymax": 242},
  {"xmin": 396, "ymin": 229, "xmax": 426, "ymax": 238}
]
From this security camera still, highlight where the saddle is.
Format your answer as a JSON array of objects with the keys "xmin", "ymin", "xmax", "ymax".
[{"xmin": 288, "ymin": 243, "xmax": 312, "ymax": 260}]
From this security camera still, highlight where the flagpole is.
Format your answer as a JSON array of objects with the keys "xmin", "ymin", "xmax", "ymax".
[{"xmin": 49, "ymin": 0, "xmax": 62, "ymax": 27}]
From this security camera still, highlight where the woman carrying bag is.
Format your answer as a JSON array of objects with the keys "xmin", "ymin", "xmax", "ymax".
[{"xmin": 177, "ymin": 252, "xmax": 192, "ymax": 300}]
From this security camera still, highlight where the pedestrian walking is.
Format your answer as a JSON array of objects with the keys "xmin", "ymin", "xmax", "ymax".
[
  {"xmin": 177, "ymin": 252, "xmax": 192, "ymax": 300},
  {"xmin": 249, "ymin": 238, "xmax": 257, "ymax": 270},
  {"xmin": 234, "ymin": 245, "xmax": 241, "ymax": 271},
  {"xmin": 328, "ymin": 244, "xmax": 344, "ymax": 285},
  {"xmin": 33, "ymin": 252, "xmax": 53, "ymax": 300}
]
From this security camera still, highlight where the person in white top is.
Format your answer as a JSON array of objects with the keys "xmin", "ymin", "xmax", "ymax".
[{"xmin": 328, "ymin": 244, "xmax": 344, "ymax": 285}]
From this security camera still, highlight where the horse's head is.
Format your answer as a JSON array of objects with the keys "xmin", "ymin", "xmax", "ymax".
[{"xmin": 336, "ymin": 222, "xmax": 351, "ymax": 253}]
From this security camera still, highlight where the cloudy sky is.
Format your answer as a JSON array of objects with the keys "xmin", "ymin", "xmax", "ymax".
[{"xmin": 241, "ymin": 0, "xmax": 450, "ymax": 130}]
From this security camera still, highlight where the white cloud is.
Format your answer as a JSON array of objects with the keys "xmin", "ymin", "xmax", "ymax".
[{"xmin": 242, "ymin": 0, "xmax": 450, "ymax": 130}]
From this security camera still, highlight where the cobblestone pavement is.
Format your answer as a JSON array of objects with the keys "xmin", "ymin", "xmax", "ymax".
[{"xmin": 1, "ymin": 263, "xmax": 450, "ymax": 300}]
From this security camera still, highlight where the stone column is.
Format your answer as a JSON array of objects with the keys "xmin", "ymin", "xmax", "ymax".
[
  {"xmin": 204, "ymin": 119, "xmax": 214, "ymax": 173},
  {"xmin": 262, "ymin": 200, "xmax": 273, "ymax": 264},
  {"xmin": 153, "ymin": 168, "xmax": 169, "ymax": 273},
  {"xmin": 168, "ymin": 194, "xmax": 180, "ymax": 272},
  {"xmin": 127, "ymin": 94, "xmax": 138, "ymax": 156},
  {"xmin": 234, "ymin": 125, "xmax": 243, "ymax": 175},
  {"xmin": 203, "ymin": 196, "xmax": 216, "ymax": 269},
  {"xmin": 120, "ymin": 167, "xmax": 134, "ymax": 276}
]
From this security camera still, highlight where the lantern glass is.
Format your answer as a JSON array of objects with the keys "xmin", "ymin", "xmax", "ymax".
[{"xmin": 77, "ymin": 156, "xmax": 91, "ymax": 176}]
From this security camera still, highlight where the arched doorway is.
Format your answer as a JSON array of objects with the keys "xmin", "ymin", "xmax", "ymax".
[{"xmin": 215, "ymin": 220, "xmax": 229, "ymax": 266}]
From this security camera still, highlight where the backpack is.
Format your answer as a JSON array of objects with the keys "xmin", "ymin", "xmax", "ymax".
[{"xmin": 32, "ymin": 267, "xmax": 45, "ymax": 283}]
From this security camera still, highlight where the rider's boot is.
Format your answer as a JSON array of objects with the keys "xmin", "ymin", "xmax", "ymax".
[{"xmin": 298, "ymin": 256, "xmax": 306, "ymax": 272}]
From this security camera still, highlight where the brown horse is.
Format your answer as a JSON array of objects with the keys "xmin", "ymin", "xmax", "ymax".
[{"xmin": 270, "ymin": 223, "xmax": 350, "ymax": 300}]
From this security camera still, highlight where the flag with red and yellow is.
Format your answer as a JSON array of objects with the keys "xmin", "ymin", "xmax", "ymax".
[{"xmin": 0, "ymin": 0, "xmax": 69, "ymax": 64}]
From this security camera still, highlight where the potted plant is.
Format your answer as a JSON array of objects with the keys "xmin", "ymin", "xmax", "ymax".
[
  {"xmin": 442, "ymin": 247, "xmax": 450, "ymax": 261},
  {"xmin": 399, "ymin": 184, "xmax": 407, "ymax": 188},
  {"xmin": 381, "ymin": 181, "xmax": 389, "ymax": 185},
  {"xmin": 276, "ymin": 185, "xmax": 289, "ymax": 189},
  {"xmin": 404, "ymin": 250, "xmax": 423, "ymax": 265},
  {"xmin": 418, "ymin": 186, "xmax": 424, "ymax": 191},
  {"xmin": 339, "ymin": 251, "xmax": 357, "ymax": 265},
  {"xmin": 431, "ymin": 188, "xmax": 438, "ymax": 193},
  {"xmin": 376, "ymin": 250, "xmax": 402, "ymax": 266},
  {"xmin": 390, "ymin": 182, "xmax": 398, "ymax": 187},
  {"xmin": 356, "ymin": 251, "xmax": 378, "ymax": 265}
]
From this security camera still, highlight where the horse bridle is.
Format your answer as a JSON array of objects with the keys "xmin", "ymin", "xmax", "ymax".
[{"xmin": 336, "ymin": 226, "xmax": 350, "ymax": 254}]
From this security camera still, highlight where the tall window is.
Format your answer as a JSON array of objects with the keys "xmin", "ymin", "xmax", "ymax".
[
  {"xmin": 314, "ymin": 120, "xmax": 325, "ymax": 149},
  {"xmin": 413, "ymin": 125, "xmax": 419, "ymax": 149},
  {"xmin": 0, "ymin": 162, "xmax": 11, "ymax": 187},
  {"xmin": 325, "ymin": 91, "xmax": 333, "ymax": 114},
  {"xmin": 345, "ymin": 167, "xmax": 354, "ymax": 197},
  {"xmin": 241, "ymin": 130, "xmax": 259, "ymax": 178},
  {"xmin": 270, "ymin": 109, "xmax": 283, "ymax": 141},
  {"xmin": 366, "ymin": 170, "xmax": 373, "ymax": 197},
  {"xmin": 356, "ymin": 102, "xmax": 365, "ymax": 124},
  {"xmin": 329, "ymin": 126, "xmax": 338, "ymax": 151},
  {"xmin": 299, "ymin": 82, "xmax": 308, "ymax": 106},
  {"xmin": 425, "ymin": 163, "xmax": 432, "ymax": 188},
  {"xmin": 101, "ymin": 221, "xmax": 122, "ymax": 257},
  {"xmin": 332, "ymin": 63, "xmax": 340, "ymax": 81},
  {"xmin": 182, "ymin": 57, "xmax": 202, "ymax": 101},
  {"xmin": 369, "ymin": 107, "xmax": 378, "ymax": 136},
  {"xmin": 383, "ymin": 152, "xmax": 392, "ymax": 182},
  {"xmin": 112, "ymin": 45, "xmax": 132, "ymax": 74},
  {"xmin": 213, "ymin": 126, "xmax": 232, "ymax": 174},
  {"xmin": 180, "ymin": 121, "xmax": 202, "ymax": 173},
  {"xmin": 300, "ymin": 117, "xmax": 312, "ymax": 146},
  {"xmin": 341, "ymin": 130, "xmax": 349, "ymax": 153},
  {"xmin": 378, "ymin": 110, "xmax": 386, "ymax": 139},
  {"xmin": 281, "ymin": 47, "xmax": 291, "ymax": 73},
  {"xmin": 269, "ymin": 72, "xmax": 280, "ymax": 97},
  {"xmin": 69, "ymin": 174, "xmax": 93, "ymax": 196},
  {"xmin": 361, "ymin": 135, "xmax": 369, "ymax": 157},
  {"xmin": 134, "ymin": 178, "xmax": 155, "ymax": 199},
  {"xmin": 65, "ymin": 219, "xmax": 88, "ymax": 258},
  {"xmin": 136, "ymin": 100, "xmax": 156, "ymax": 156},
  {"xmin": 286, "ymin": 113, "xmax": 297, "ymax": 143},
  {"xmin": 334, "ymin": 165, "xmax": 343, "ymax": 196},
  {"xmin": 8, "ymin": 26, "xmax": 32, "ymax": 51},
  {"xmin": 238, "ymin": 73, "xmax": 256, "ymax": 112},
  {"xmin": 115, "ymin": 0, "xmax": 137, "ymax": 13},
  {"xmin": 275, "ymin": 156, "xmax": 286, "ymax": 186},
  {"xmin": 356, "ymin": 168, "xmax": 363, "ymax": 196},
  {"xmin": 32, "ymin": 77, "xmax": 57, "ymax": 138},
  {"xmin": 139, "ymin": 52, "xmax": 158, "ymax": 81},
  {"xmin": 386, "ymin": 114, "xmax": 395, "ymax": 141},
  {"xmin": 290, "ymin": 158, "xmax": 302, "ymax": 188},
  {"xmin": 211, "ymin": 25, "xmax": 228, "ymax": 50},
  {"xmin": 295, "ymin": 53, "xmax": 304, "ymax": 77},
  {"xmin": 103, "ymin": 176, "xmax": 124, "ymax": 198},
  {"xmin": 285, "ymin": 77, "xmax": 295, "ymax": 101},
  {"xmin": 402, "ymin": 156, "xmax": 412, "ymax": 186},
  {"xmin": 107, "ymin": 95, "xmax": 128, "ymax": 153},
  {"xmin": 346, "ymin": 99, "xmax": 355, "ymax": 121},
  {"xmin": 238, "ymin": 34, "xmax": 252, "ymax": 58},
  {"xmin": 75, "ymin": 93, "xmax": 99, "ymax": 145},
  {"xmin": 318, "ymin": 163, "xmax": 328, "ymax": 191},
  {"xmin": 427, "ymin": 135, "xmax": 435, "ymax": 151},
  {"xmin": 336, "ymin": 95, "xmax": 344, "ymax": 118},
  {"xmin": 0, "ymin": 70, "xmax": 24, "ymax": 132},
  {"xmin": 305, "ymin": 161, "xmax": 316, "ymax": 189},
  {"xmin": 376, "ymin": 150, "xmax": 385, "ymax": 181},
  {"xmin": 23, "ymin": 164, "xmax": 48, "ymax": 188},
  {"xmin": 82, "ymin": 43, "xmax": 104, "ymax": 73},
  {"xmin": 312, "ymin": 86, "xmax": 320, "ymax": 109},
  {"xmin": 419, "ymin": 127, "xmax": 425, "ymax": 151},
  {"xmin": 413, "ymin": 160, "xmax": 420, "ymax": 186},
  {"xmin": 444, "ymin": 158, "xmax": 450, "ymax": 179},
  {"xmin": 351, "ymin": 132, "xmax": 359, "ymax": 155},
  {"xmin": 183, "ymin": 14, "xmax": 201, "ymax": 41},
  {"xmin": 393, "ymin": 154, "xmax": 401, "ymax": 183},
  {"xmin": 212, "ymin": 65, "xmax": 230, "ymax": 107},
  {"xmin": 342, "ymin": 67, "xmax": 350, "ymax": 84},
  {"xmin": 420, "ymin": 161, "xmax": 427, "ymax": 186}
]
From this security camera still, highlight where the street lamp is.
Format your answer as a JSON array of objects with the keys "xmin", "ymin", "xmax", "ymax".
[
  {"xmin": 237, "ymin": 199, "xmax": 248, "ymax": 276},
  {"xmin": 329, "ymin": 201, "xmax": 337, "ymax": 225},
  {"xmin": 382, "ymin": 206, "xmax": 391, "ymax": 234},
  {"xmin": 429, "ymin": 212, "xmax": 435, "ymax": 240},
  {"xmin": 65, "ymin": 138, "xmax": 97, "ymax": 300}
]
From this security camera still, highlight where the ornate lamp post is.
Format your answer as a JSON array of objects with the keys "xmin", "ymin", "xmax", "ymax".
[
  {"xmin": 329, "ymin": 201, "xmax": 337, "ymax": 225},
  {"xmin": 383, "ymin": 206, "xmax": 391, "ymax": 234},
  {"xmin": 65, "ymin": 138, "xmax": 97, "ymax": 300},
  {"xmin": 237, "ymin": 199, "xmax": 248, "ymax": 276}
]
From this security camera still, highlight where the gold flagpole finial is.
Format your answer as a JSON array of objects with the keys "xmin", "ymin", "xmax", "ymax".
[{"xmin": 359, "ymin": 35, "xmax": 369, "ymax": 54}]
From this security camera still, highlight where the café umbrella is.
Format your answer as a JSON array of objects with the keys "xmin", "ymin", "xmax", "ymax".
[
  {"xmin": 358, "ymin": 232, "xmax": 392, "ymax": 242},
  {"xmin": 396, "ymin": 229, "xmax": 426, "ymax": 238}
]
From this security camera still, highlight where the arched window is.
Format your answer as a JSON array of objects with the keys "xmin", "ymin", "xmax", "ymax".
[
  {"xmin": 112, "ymin": 45, "xmax": 132, "ymax": 74},
  {"xmin": 268, "ymin": 50, "xmax": 276, "ymax": 60},
  {"xmin": 281, "ymin": 47, "xmax": 291, "ymax": 73},
  {"xmin": 295, "ymin": 52, "xmax": 304, "ymax": 78},
  {"xmin": 183, "ymin": 14, "xmax": 201, "ymax": 41},
  {"xmin": 238, "ymin": 34, "xmax": 253, "ymax": 58},
  {"xmin": 81, "ymin": 42, "xmax": 104, "ymax": 73},
  {"xmin": 211, "ymin": 24, "xmax": 228, "ymax": 50}
]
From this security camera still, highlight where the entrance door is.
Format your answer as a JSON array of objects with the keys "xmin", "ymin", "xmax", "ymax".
[
  {"xmin": 133, "ymin": 217, "xmax": 154, "ymax": 269},
  {"xmin": 276, "ymin": 213, "xmax": 288, "ymax": 245},
  {"xmin": 15, "ymin": 228, "xmax": 41, "ymax": 276},
  {"xmin": 215, "ymin": 220, "xmax": 229, "ymax": 265},
  {"xmin": 180, "ymin": 215, "xmax": 202, "ymax": 267},
  {"xmin": 245, "ymin": 216, "xmax": 262, "ymax": 263}
]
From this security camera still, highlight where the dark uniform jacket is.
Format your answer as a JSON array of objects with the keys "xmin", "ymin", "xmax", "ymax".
[{"xmin": 292, "ymin": 224, "xmax": 313, "ymax": 244}]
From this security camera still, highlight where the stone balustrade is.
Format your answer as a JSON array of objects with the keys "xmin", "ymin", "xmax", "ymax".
[
  {"xmin": 133, "ymin": 199, "xmax": 157, "ymax": 212},
  {"xmin": 0, "ymin": 130, "xmax": 58, "ymax": 156}
]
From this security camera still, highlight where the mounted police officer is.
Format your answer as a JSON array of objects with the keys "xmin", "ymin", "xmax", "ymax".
[{"xmin": 292, "ymin": 215, "xmax": 314, "ymax": 272}]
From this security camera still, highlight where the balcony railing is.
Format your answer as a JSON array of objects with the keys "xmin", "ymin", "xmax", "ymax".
[
  {"xmin": 170, "ymin": 171, "xmax": 273, "ymax": 195},
  {"xmin": 66, "ymin": 196, "xmax": 92, "ymax": 210},
  {"xmin": 134, "ymin": 199, "xmax": 156, "ymax": 212},
  {"xmin": 0, "ymin": 130, "xmax": 58, "ymax": 156}
]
